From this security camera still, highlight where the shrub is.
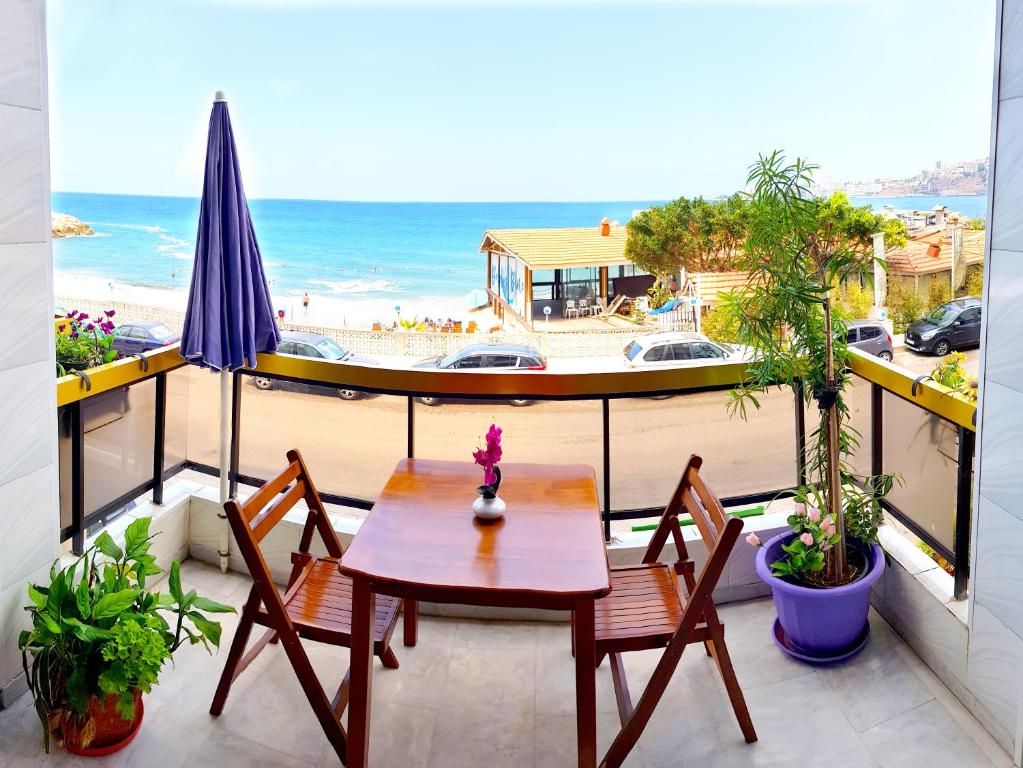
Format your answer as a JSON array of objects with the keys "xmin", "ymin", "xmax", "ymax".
[
  {"xmin": 927, "ymin": 278, "xmax": 952, "ymax": 310},
  {"xmin": 701, "ymin": 302, "xmax": 739, "ymax": 343},
  {"xmin": 831, "ymin": 280, "xmax": 873, "ymax": 321},
  {"xmin": 963, "ymin": 264, "xmax": 984, "ymax": 297},
  {"xmin": 888, "ymin": 281, "xmax": 926, "ymax": 334}
]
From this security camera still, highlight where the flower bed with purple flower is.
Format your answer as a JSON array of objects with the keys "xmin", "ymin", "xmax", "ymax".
[{"xmin": 55, "ymin": 309, "xmax": 118, "ymax": 376}]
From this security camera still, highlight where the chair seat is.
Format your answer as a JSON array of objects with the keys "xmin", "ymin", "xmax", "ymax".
[
  {"xmin": 256, "ymin": 557, "xmax": 401, "ymax": 646},
  {"xmin": 595, "ymin": 563, "xmax": 709, "ymax": 653}
]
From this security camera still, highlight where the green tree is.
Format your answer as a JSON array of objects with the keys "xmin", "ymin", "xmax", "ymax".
[
  {"xmin": 722, "ymin": 151, "xmax": 903, "ymax": 586},
  {"xmin": 625, "ymin": 194, "xmax": 750, "ymax": 279}
]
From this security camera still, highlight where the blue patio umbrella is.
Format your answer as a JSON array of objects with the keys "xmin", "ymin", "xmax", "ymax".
[{"xmin": 181, "ymin": 91, "xmax": 280, "ymax": 570}]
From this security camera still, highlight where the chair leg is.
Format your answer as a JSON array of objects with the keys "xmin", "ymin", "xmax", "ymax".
[
  {"xmin": 570, "ymin": 610, "xmax": 577, "ymax": 658},
  {"xmin": 280, "ymin": 632, "xmax": 349, "ymax": 764},
  {"xmin": 210, "ymin": 591, "xmax": 259, "ymax": 716},
  {"xmin": 608, "ymin": 653, "xmax": 634, "ymax": 727},
  {"xmin": 707, "ymin": 632, "xmax": 757, "ymax": 743},
  {"xmin": 380, "ymin": 645, "xmax": 400, "ymax": 670},
  {"xmin": 403, "ymin": 599, "xmax": 418, "ymax": 647}
]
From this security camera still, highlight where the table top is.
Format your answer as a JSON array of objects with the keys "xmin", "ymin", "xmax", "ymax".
[{"xmin": 340, "ymin": 459, "xmax": 611, "ymax": 603}]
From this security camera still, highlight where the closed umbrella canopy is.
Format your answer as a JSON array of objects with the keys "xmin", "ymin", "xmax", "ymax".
[
  {"xmin": 181, "ymin": 92, "xmax": 279, "ymax": 571},
  {"xmin": 182, "ymin": 94, "xmax": 279, "ymax": 370}
]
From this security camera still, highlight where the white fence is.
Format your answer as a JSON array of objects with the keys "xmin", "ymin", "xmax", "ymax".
[{"xmin": 58, "ymin": 296, "xmax": 647, "ymax": 359}]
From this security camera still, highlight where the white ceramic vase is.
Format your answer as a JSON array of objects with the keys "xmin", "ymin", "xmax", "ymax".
[{"xmin": 472, "ymin": 494, "xmax": 506, "ymax": 521}]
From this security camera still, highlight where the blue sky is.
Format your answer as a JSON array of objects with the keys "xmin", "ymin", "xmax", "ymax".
[{"xmin": 47, "ymin": 0, "xmax": 996, "ymax": 201}]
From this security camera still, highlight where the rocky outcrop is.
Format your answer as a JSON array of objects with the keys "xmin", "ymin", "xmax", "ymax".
[{"xmin": 52, "ymin": 213, "xmax": 94, "ymax": 238}]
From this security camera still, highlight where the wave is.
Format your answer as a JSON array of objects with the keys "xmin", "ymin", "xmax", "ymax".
[
  {"xmin": 307, "ymin": 278, "xmax": 401, "ymax": 295},
  {"xmin": 94, "ymin": 222, "xmax": 167, "ymax": 234}
]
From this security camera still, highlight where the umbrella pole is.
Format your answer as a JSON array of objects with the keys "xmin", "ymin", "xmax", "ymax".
[{"xmin": 219, "ymin": 368, "xmax": 231, "ymax": 572}]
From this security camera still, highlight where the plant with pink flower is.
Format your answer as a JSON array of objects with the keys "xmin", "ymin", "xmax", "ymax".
[
  {"xmin": 55, "ymin": 308, "xmax": 119, "ymax": 377},
  {"xmin": 472, "ymin": 423, "xmax": 503, "ymax": 499}
]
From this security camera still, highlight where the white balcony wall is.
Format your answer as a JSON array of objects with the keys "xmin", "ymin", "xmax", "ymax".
[
  {"xmin": 971, "ymin": 0, "xmax": 1023, "ymax": 763},
  {"xmin": 0, "ymin": 0, "xmax": 59, "ymax": 707}
]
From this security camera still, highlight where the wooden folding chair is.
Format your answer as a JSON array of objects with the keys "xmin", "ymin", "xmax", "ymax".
[
  {"xmin": 210, "ymin": 449, "xmax": 417, "ymax": 764},
  {"xmin": 591, "ymin": 455, "xmax": 757, "ymax": 768}
]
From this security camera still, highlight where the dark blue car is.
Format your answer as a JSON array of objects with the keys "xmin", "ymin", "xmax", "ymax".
[{"xmin": 111, "ymin": 321, "xmax": 181, "ymax": 355}]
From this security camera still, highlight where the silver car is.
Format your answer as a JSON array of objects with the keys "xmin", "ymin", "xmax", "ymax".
[{"xmin": 845, "ymin": 320, "xmax": 893, "ymax": 361}]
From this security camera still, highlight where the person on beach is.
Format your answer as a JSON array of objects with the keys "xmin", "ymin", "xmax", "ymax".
[{"xmin": 302, "ymin": 292, "xmax": 310, "ymax": 310}]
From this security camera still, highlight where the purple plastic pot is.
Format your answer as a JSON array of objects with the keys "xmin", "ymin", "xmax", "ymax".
[{"xmin": 755, "ymin": 532, "xmax": 884, "ymax": 656}]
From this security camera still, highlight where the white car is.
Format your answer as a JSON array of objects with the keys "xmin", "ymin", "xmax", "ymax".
[{"xmin": 623, "ymin": 332, "xmax": 750, "ymax": 368}]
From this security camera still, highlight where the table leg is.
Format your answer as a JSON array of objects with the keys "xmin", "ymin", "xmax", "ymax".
[
  {"xmin": 574, "ymin": 597, "xmax": 597, "ymax": 768},
  {"xmin": 347, "ymin": 576, "xmax": 375, "ymax": 768}
]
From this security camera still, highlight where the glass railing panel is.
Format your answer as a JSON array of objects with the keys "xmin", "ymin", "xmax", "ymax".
[
  {"xmin": 414, "ymin": 397, "xmax": 605, "ymax": 507},
  {"xmin": 610, "ymin": 386, "xmax": 798, "ymax": 511},
  {"xmin": 82, "ymin": 379, "xmax": 157, "ymax": 515},
  {"xmin": 882, "ymin": 390, "xmax": 959, "ymax": 553},
  {"xmin": 164, "ymin": 367, "xmax": 191, "ymax": 471},
  {"xmin": 235, "ymin": 376, "xmax": 407, "ymax": 502},
  {"xmin": 841, "ymin": 373, "xmax": 873, "ymax": 481}
]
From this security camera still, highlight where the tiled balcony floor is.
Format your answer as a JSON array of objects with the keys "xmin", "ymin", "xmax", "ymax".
[{"xmin": 0, "ymin": 559, "xmax": 1012, "ymax": 768}]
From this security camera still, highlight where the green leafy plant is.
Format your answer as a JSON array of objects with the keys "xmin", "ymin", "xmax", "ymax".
[
  {"xmin": 888, "ymin": 280, "xmax": 926, "ymax": 334},
  {"xmin": 930, "ymin": 351, "xmax": 978, "ymax": 403},
  {"xmin": 55, "ymin": 309, "xmax": 119, "ymax": 377},
  {"xmin": 18, "ymin": 518, "xmax": 235, "ymax": 752},
  {"xmin": 724, "ymin": 151, "xmax": 904, "ymax": 586}
]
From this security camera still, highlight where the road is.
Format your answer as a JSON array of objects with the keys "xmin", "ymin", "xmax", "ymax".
[
  {"xmin": 170, "ymin": 343, "xmax": 978, "ymax": 527},
  {"xmin": 891, "ymin": 345, "xmax": 980, "ymax": 378}
]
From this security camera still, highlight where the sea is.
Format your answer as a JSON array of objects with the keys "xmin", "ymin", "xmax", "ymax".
[{"xmin": 52, "ymin": 191, "xmax": 987, "ymax": 318}]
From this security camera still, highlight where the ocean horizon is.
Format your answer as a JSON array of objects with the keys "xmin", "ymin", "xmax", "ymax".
[{"xmin": 52, "ymin": 191, "xmax": 988, "ymax": 322}]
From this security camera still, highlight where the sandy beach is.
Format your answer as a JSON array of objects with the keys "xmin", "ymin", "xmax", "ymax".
[{"xmin": 54, "ymin": 271, "xmax": 478, "ymax": 332}]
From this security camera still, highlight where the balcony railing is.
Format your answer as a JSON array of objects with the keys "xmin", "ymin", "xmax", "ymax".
[{"xmin": 55, "ymin": 343, "xmax": 977, "ymax": 597}]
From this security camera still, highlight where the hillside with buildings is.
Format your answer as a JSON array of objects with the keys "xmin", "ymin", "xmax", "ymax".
[{"xmin": 816, "ymin": 158, "xmax": 988, "ymax": 198}]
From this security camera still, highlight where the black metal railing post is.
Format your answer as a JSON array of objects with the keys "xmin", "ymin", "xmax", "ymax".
[
  {"xmin": 602, "ymin": 397, "xmax": 611, "ymax": 541},
  {"xmin": 871, "ymin": 383, "xmax": 883, "ymax": 482},
  {"xmin": 229, "ymin": 372, "xmax": 242, "ymax": 498},
  {"xmin": 152, "ymin": 372, "xmax": 167, "ymax": 505},
  {"xmin": 954, "ymin": 426, "xmax": 975, "ymax": 600},
  {"xmin": 794, "ymin": 379, "xmax": 807, "ymax": 488},
  {"xmin": 407, "ymin": 395, "xmax": 415, "ymax": 459},
  {"xmin": 70, "ymin": 401, "xmax": 85, "ymax": 555}
]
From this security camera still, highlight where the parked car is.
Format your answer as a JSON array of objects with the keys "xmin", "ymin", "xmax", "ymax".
[
  {"xmin": 251, "ymin": 331, "xmax": 378, "ymax": 400},
  {"xmin": 905, "ymin": 298, "xmax": 982, "ymax": 356},
  {"xmin": 111, "ymin": 321, "xmax": 181, "ymax": 355},
  {"xmin": 844, "ymin": 320, "xmax": 894, "ymax": 361},
  {"xmin": 412, "ymin": 343, "xmax": 547, "ymax": 406},
  {"xmin": 623, "ymin": 332, "xmax": 750, "ymax": 368}
]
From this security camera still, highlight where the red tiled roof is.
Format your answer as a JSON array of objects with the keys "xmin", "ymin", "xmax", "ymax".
[{"xmin": 886, "ymin": 228, "xmax": 985, "ymax": 276}]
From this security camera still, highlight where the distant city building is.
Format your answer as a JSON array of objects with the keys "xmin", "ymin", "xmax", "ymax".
[{"xmin": 816, "ymin": 157, "xmax": 989, "ymax": 198}]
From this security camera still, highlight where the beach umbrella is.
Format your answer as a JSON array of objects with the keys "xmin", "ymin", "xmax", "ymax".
[
  {"xmin": 181, "ymin": 91, "xmax": 280, "ymax": 572},
  {"xmin": 464, "ymin": 288, "xmax": 489, "ymax": 310}
]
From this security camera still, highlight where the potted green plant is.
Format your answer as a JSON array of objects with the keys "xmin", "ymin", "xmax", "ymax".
[
  {"xmin": 55, "ymin": 309, "xmax": 119, "ymax": 376},
  {"xmin": 18, "ymin": 517, "xmax": 235, "ymax": 755},
  {"xmin": 724, "ymin": 152, "xmax": 904, "ymax": 663}
]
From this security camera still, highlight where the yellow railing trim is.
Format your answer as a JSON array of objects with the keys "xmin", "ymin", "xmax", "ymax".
[
  {"xmin": 847, "ymin": 349, "xmax": 976, "ymax": 432},
  {"xmin": 56, "ymin": 345, "xmax": 187, "ymax": 407},
  {"xmin": 53, "ymin": 341, "xmax": 976, "ymax": 432}
]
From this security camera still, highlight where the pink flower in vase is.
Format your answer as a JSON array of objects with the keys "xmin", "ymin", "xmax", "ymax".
[
  {"xmin": 473, "ymin": 424, "xmax": 503, "ymax": 488},
  {"xmin": 807, "ymin": 506, "xmax": 822, "ymax": 523},
  {"xmin": 799, "ymin": 532, "xmax": 814, "ymax": 547}
]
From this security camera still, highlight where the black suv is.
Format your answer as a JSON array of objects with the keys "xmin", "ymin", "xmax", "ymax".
[{"xmin": 905, "ymin": 298, "xmax": 982, "ymax": 356}]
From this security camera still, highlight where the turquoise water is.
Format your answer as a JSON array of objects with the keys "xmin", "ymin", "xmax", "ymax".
[
  {"xmin": 51, "ymin": 192, "xmax": 657, "ymax": 303},
  {"xmin": 52, "ymin": 191, "xmax": 987, "ymax": 305}
]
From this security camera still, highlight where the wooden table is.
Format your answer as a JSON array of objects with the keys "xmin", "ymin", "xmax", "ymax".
[{"xmin": 340, "ymin": 458, "xmax": 612, "ymax": 768}]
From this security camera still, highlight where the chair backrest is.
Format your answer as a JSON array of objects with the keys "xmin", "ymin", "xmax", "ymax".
[
  {"xmin": 224, "ymin": 449, "xmax": 344, "ymax": 592},
  {"xmin": 642, "ymin": 454, "xmax": 728, "ymax": 567},
  {"xmin": 601, "ymin": 513, "xmax": 743, "ymax": 767},
  {"xmin": 566, "ymin": 300, "xmax": 576, "ymax": 308}
]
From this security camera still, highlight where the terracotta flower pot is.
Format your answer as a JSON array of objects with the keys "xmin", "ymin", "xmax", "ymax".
[{"xmin": 61, "ymin": 690, "xmax": 144, "ymax": 756}]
